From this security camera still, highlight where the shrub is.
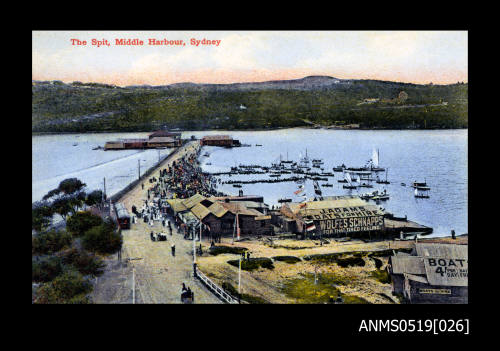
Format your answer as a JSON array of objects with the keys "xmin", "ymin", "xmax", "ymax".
[
  {"xmin": 227, "ymin": 257, "xmax": 274, "ymax": 271},
  {"xmin": 82, "ymin": 220, "xmax": 122, "ymax": 254},
  {"xmin": 58, "ymin": 248, "xmax": 105, "ymax": 277},
  {"xmin": 209, "ymin": 245, "xmax": 248, "ymax": 256},
  {"xmin": 66, "ymin": 211, "xmax": 103, "ymax": 237},
  {"xmin": 272, "ymin": 256, "xmax": 301, "ymax": 264},
  {"xmin": 369, "ymin": 269, "xmax": 392, "ymax": 284},
  {"xmin": 372, "ymin": 257, "xmax": 383, "ymax": 269},
  {"xmin": 34, "ymin": 270, "xmax": 92, "ymax": 304},
  {"xmin": 32, "ymin": 230, "xmax": 73, "ymax": 255},
  {"xmin": 336, "ymin": 256, "xmax": 365, "ymax": 268},
  {"xmin": 32, "ymin": 256, "xmax": 64, "ymax": 282},
  {"xmin": 304, "ymin": 252, "xmax": 366, "ymax": 267}
]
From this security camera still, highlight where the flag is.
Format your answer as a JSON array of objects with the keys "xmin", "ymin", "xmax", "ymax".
[{"xmin": 306, "ymin": 222, "xmax": 316, "ymax": 231}]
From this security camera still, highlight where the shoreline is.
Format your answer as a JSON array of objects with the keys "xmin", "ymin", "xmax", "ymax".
[{"xmin": 31, "ymin": 126, "xmax": 468, "ymax": 136}]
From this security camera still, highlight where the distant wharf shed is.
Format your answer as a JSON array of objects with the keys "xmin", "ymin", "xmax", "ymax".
[
  {"xmin": 201, "ymin": 135, "xmax": 240, "ymax": 147},
  {"xmin": 148, "ymin": 130, "xmax": 182, "ymax": 140},
  {"xmin": 147, "ymin": 136, "xmax": 178, "ymax": 148},
  {"xmin": 389, "ymin": 243, "xmax": 468, "ymax": 304}
]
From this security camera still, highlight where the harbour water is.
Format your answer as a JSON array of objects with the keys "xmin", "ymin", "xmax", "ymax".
[
  {"xmin": 32, "ymin": 128, "xmax": 467, "ymax": 237},
  {"xmin": 32, "ymin": 132, "xmax": 172, "ymax": 203}
]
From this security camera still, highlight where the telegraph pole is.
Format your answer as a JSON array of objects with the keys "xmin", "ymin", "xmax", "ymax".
[
  {"xmin": 132, "ymin": 268, "xmax": 135, "ymax": 304},
  {"xmin": 103, "ymin": 177, "xmax": 106, "ymax": 204},
  {"xmin": 238, "ymin": 257, "xmax": 242, "ymax": 294},
  {"xmin": 138, "ymin": 159, "xmax": 141, "ymax": 180}
]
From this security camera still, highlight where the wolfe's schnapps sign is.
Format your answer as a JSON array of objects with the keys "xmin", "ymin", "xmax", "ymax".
[{"xmin": 301, "ymin": 206, "xmax": 384, "ymax": 235}]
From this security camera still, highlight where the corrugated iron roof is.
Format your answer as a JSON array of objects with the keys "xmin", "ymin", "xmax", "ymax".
[
  {"xmin": 391, "ymin": 256, "xmax": 426, "ymax": 275},
  {"xmin": 167, "ymin": 199, "xmax": 187, "ymax": 213},
  {"xmin": 190, "ymin": 203, "xmax": 211, "ymax": 220},
  {"xmin": 415, "ymin": 243, "xmax": 468, "ymax": 258},
  {"xmin": 219, "ymin": 202, "xmax": 264, "ymax": 217},
  {"xmin": 235, "ymin": 201, "xmax": 269, "ymax": 209},
  {"xmin": 182, "ymin": 193, "xmax": 206, "ymax": 209},
  {"xmin": 148, "ymin": 137, "xmax": 175, "ymax": 143},
  {"xmin": 208, "ymin": 202, "xmax": 229, "ymax": 218}
]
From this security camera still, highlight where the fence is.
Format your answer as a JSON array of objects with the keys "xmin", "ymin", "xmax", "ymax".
[{"xmin": 195, "ymin": 269, "xmax": 239, "ymax": 304}]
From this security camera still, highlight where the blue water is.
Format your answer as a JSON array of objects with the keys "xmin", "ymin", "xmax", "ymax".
[
  {"xmin": 187, "ymin": 128, "xmax": 468, "ymax": 237},
  {"xmin": 32, "ymin": 129, "xmax": 467, "ymax": 237},
  {"xmin": 32, "ymin": 132, "xmax": 172, "ymax": 202}
]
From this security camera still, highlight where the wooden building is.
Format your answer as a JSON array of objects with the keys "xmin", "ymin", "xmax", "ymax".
[
  {"xmin": 147, "ymin": 136, "xmax": 179, "ymax": 148},
  {"xmin": 280, "ymin": 195, "xmax": 385, "ymax": 238},
  {"xmin": 200, "ymin": 135, "xmax": 234, "ymax": 147},
  {"xmin": 168, "ymin": 193, "xmax": 274, "ymax": 238},
  {"xmin": 388, "ymin": 243, "xmax": 468, "ymax": 304},
  {"xmin": 148, "ymin": 130, "xmax": 182, "ymax": 140},
  {"xmin": 104, "ymin": 141, "xmax": 124, "ymax": 150}
]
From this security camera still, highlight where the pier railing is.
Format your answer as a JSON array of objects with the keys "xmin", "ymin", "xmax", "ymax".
[{"xmin": 195, "ymin": 269, "xmax": 239, "ymax": 304}]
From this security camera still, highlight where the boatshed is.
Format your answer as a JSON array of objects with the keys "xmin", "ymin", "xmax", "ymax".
[
  {"xmin": 200, "ymin": 135, "xmax": 234, "ymax": 147},
  {"xmin": 280, "ymin": 195, "xmax": 385, "ymax": 238},
  {"xmin": 149, "ymin": 130, "xmax": 182, "ymax": 140},
  {"xmin": 388, "ymin": 243, "xmax": 468, "ymax": 304},
  {"xmin": 147, "ymin": 137, "xmax": 179, "ymax": 148}
]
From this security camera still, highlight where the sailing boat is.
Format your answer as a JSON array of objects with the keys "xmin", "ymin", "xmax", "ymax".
[
  {"xmin": 414, "ymin": 187, "xmax": 430, "ymax": 198},
  {"xmin": 299, "ymin": 149, "xmax": 310, "ymax": 168},
  {"xmin": 376, "ymin": 168, "xmax": 390, "ymax": 184},
  {"xmin": 358, "ymin": 173, "xmax": 373, "ymax": 188},
  {"xmin": 371, "ymin": 148, "xmax": 385, "ymax": 172},
  {"xmin": 337, "ymin": 171, "xmax": 348, "ymax": 183},
  {"xmin": 343, "ymin": 172, "xmax": 357, "ymax": 189}
]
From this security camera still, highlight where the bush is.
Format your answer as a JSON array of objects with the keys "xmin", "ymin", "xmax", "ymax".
[
  {"xmin": 369, "ymin": 269, "xmax": 392, "ymax": 284},
  {"xmin": 81, "ymin": 220, "xmax": 122, "ymax": 254},
  {"xmin": 209, "ymin": 245, "xmax": 248, "ymax": 256},
  {"xmin": 66, "ymin": 211, "xmax": 103, "ymax": 237},
  {"xmin": 227, "ymin": 257, "xmax": 274, "ymax": 271},
  {"xmin": 336, "ymin": 256, "xmax": 366, "ymax": 268},
  {"xmin": 32, "ymin": 230, "xmax": 73, "ymax": 255},
  {"xmin": 32, "ymin": 201, "xmax": 54, "ymax": 231},
  {"xmin": 34, "ymin": 270, "xmax": 92, "ymax": 304},
  {"xmin": 304, "ymin": 252, "xmax": 366, "ymax": 267},
  {"xmin": 58, "ymin": 248, "xmax": 105, "ymax": 277},
  {"xmin": 32, "ymin": 256, "xmax": 64, "ymax": 282},
  {"xmin": 372, "ymin": 257, "xmax": 383, "ymax": 269},
  {"xmin": 272, "ymin": 256, "xmax": 301, "ymax": 264}
]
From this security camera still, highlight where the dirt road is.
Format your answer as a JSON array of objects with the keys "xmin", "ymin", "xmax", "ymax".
[{"xmin": 108, "ymin": 141, "xmax": 221, "ymax": 304}]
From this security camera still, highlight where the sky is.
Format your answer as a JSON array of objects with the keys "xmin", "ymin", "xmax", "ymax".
[{"xmin": 32, "ymin": 31, "xmax": 467, "ymax": 86}]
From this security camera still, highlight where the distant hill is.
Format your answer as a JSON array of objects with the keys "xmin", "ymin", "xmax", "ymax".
[{"xmin": 32, "ymin": 76, "xmax": 468, "ymax": 132}]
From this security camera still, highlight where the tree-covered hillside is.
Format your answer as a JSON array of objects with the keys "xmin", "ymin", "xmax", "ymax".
[{"xmin": 32, "ymin": 77, "xmax": 468, "ymax": 132}]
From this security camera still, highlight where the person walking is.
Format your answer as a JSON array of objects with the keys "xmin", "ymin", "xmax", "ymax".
[{"xmin": 171, "ymin": 244, "xmax": 176, "ymax": 256}]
